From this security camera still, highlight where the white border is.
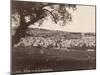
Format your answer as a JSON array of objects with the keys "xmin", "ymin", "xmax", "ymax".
[{"xmin": 0, "ymin": 0, "xmax": 100, "ymax": 75}]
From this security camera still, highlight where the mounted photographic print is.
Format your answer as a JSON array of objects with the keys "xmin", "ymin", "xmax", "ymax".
[{"xmin": 11, "ymin": 0, "xmax": 96, "ymax": 74}]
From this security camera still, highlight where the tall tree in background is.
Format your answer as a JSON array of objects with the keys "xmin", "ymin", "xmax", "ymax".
[{"xmin": 12, "ymin": 1, "xmax": 77, "ymax": 45}]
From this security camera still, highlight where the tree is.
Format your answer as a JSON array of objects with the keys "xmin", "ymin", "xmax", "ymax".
[{"xmin": 12, "ymin": 0, "xmax": 77, "ymax": 45}]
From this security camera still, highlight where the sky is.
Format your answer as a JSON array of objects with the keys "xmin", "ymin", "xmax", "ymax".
[{"xmin": 29, "ymin": 5, "xmax": 96, "ymax": 33}]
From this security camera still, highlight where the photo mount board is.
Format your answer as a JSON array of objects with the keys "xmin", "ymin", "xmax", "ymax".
[{"xmin": 11, "ymin": 0, "xmax": 96, "ymax": 74}]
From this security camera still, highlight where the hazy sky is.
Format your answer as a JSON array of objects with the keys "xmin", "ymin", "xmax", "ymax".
[{"xmin": 29, "ymin": 5, "xmax": 95, "ymax": 32}]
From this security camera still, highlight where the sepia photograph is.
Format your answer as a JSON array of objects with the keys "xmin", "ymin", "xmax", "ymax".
[{"xmin": 11, "ymin": 0, "xmax": 96, "ymax": 74}]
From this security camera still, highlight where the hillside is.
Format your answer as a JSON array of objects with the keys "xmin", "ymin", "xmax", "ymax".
[{"xmin": 26, "ymin": 28, "xmax": 95, "ymax": 39}]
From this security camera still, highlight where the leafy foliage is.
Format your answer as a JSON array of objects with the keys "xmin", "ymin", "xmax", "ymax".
[{"xmin": 12, "ymin": 1, "xmax": 77, "ymax": 45}]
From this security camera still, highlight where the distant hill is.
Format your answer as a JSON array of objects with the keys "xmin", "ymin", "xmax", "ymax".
[{"xmin": 26, "ymin": 28, "xmax": 95, "ymax": 39}]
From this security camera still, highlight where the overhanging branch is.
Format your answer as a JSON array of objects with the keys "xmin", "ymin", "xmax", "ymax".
[{"xmin": 43, "ymin": 9, "xmax": 57, "ymax": 24}]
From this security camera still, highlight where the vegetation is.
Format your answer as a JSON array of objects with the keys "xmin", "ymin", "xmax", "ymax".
[
  {"xmin": 12, "ymin": 1, "xmax": 77, "ymax": 45},
  {"xmin": 14, "ymin": 28, "xmax": 96, "ymax": 50}
]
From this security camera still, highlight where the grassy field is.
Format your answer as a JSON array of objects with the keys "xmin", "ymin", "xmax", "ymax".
[{"xmin": 12, "ymin": 46, "xmax": 96, "ymax": 74}]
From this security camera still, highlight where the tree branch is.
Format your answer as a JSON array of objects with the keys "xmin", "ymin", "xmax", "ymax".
[{"xmin": 43, "ymin": 9, "xmax": 57, "ymax": 24}]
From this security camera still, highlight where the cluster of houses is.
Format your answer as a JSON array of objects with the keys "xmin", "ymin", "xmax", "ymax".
[{"xmin": 14, "ymin": 35, "xmax": 95, "ymax": 50}]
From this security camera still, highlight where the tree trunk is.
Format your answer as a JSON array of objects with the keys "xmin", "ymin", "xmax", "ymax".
[{"xmin": 12, "ymin": 13, "xmax": 27, "ymax": 45}]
